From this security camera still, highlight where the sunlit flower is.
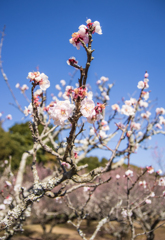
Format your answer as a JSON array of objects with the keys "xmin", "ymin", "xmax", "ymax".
[
  {"xmin": 67, "ymin": 57, "xmax": 78, "ymax": 66},
  {"xmin": 60, "ymin": 79, "xmax": 66, "ymax": 86},
  {"xmin": 84, "ymin": 187, "xmax": 90, "ymax": 192},
  {"xmin": 93, "ymin": 21, "xmax": 102, "ymax": 35},
  {"xmin": 34, "ymin": 89, "xmax": 42, "ymax": 97},
  {"xmin": 145, "ymin": 199, "xmax": 151, "ymax": 204},
  {"xmin": 55, "ymin": 84, "xmax": 61, "ymax": 91},
  {"xmin": 116, "ymin": 174, "xmax": 120, "ymax": 179},
  {"xmin": 124, "ymin": 169, "xmax": 133, "ymax": 177},
  {"xmin": 139, "ymin": 100, "xmax": 148, "ymax": 108},
  {"xmin": 130, "ymin": 122, "xmax": 141, "ymax": 130},
  {"xmin": 24, "ymin": 103, "xmax": 33, "ymax": 116},
  {"xmin": 112, "ymin": 104, "xmax": 120, "ymax": 112},
  {"xmin": 121, "ymin": 105, "xmax": 135, "ymax": 116},
  {"xmin": 100, "ymin": 76, "xmax": 109, "ymax": 82},
  {"xmin": 142, "ymin": 91, "xmax": 149, "ymax": 100},
  {"xmin": 139, "ymin": 180, "xmax": 147, "ymax": 188},
  {"xmin": 156, "ymin": 107, "xmax": 165, "ymax": 115},
  {"xmin": 158, "ymin": 177, "xmax": 165, "ymax": 186},
  {"xmin": 15, "ymin": 83, "xmax": 20, "ymax": 88},
  {"xmin": 150, "ymin": 192, "xmax": 155, "ymax": 197},
  {"xmin": 49, "ymin": 100, "xmax": 75, "ymax": 126},
  {"xmin": 159, "ymin": 116, "xmax": 165, "ymax": 125},
  {"xmin": 4, "ymin": 196, "xmax": 12, "ymax": 205},
  {"xmin": 80, "ymin": 98, "xmax": 95, "ymax": 118},
  {"xmin": 156, "ymin": 169, "xmax": 162, "ymax": 175},
  {"xmin": 21, "ymin": 84, "xmax": 29, "ymax": 93},
  {"xmin": 141, "ymin": 111, "xmax": 151, "ymax": 119},
  {"xmin": 6, "ymin": 114, "xmax": 12, "ymax": 120},
  {"xmin": 147, "ymin": 166, "xmax": 154, "ymax": 174}
]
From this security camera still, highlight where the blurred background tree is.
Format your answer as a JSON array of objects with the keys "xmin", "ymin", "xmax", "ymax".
[{"xmin": 0, "ymin": 122, "xmax": 57, "ymax": 170}]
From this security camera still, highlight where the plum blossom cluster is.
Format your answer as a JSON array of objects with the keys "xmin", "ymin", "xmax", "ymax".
[
  {"xmin": 80, "ymin": 98, "xmax": 105, "ymax": 124},
  {"xmin": 69, "ymin": 19, "xmax": 102, "ymax": 50},
  {"xmin": 27, "ymin": 72, "xmax": 50, "ymax": 91}
]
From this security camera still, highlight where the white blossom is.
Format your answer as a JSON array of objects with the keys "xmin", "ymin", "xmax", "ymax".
[
  {"xmin": 112, "ymin": 104, "xmax": 120, "ymax": 112},
  {"xmin": 121, "ymin": 105, "xmax": 135, "ymax": 116},
  {"xmin": 124, "ymin": 169, "xmax": 133, "ymax": 177},
  {"xmin": 49, "ymin": 100, "xmax": 75, "ymax": 126}
]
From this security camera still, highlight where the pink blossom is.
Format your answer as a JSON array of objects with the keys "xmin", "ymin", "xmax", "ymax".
[
  {"xmin": 24, "ymin": 103, "xmax": 33, "ymax": 116},
  {"xmin": 139, "ymin": 180, "xmax": 147, "ymax": 188},
  {"xmin": 137, "ymin": 81, "xmax": 149, "ymax": 89},
  {"xmin": 111, "ymin": 104, "xmax": 120, "ymax": 112},
  {"xmin": 126, "ymin": 131, "xmax": 132, "ymax": 137},
  {"xmin": 141, "ymin": 111, "xmax": 151, "ymax": 119},
  {"xmin": 137, "ymin": 81, "xmax": 145, "ymax": 89},
  {"xmin": 121, "ymin": 209, "xmax": 132, "ymax": 218},
  {"xmin": 130, "ymin": 122, "xmax": 141, "ymax": 130},
  {"xmin": 144, "ymin": 72, "xmax": 149, "ymax": 78},
  {"xmin": 99, "ymin": 130, "xmax": 107, "ymax": 139},
  {"xmin": 4, "ymin": 160, "xmax": 8, "ymax": 164},
  {"xmin": 156, "ymin": 169, "xmax": 162, "ymax": 175},
  {"xmin": 21, "ymin": 84, "xmax": 29, "ymax": 93},
  {"xmin": 93, "ymin": 21, "xmax": 102, "ymax": 35},
  {"xmin": 87, "ymin": 113, "xmax": 102, "ymax": 124},
  {"xmin": 49, "ymin": 100, "xmax": 75, "ymax": 126},
  {"xmin": 67, "ymin": 57, "xmax": 78, "ymax": 66},
  {"xmin": 147, "ymin": 166, "xmax": 154, "ymax": 174},
  {"xmin": 156, "ymin": 107, "xmax": 165, "ymax": 115},
  {"xmin": 139, "ymin": 100, "xmax": 148, "ymax": 108},
  {"xmin": 100, "ymin": 76, "xmax": 109, "ymax": 82},
  {"xmin": 80, "ymin": 98, "xmax": 95, "ymax": 118},
  {"xmin": 69, "ymin": 25, "xmax": 89, "ymax": 50},
  {"xmin": 116, "ymin": 174, "xmax": 120, "ymax": 179},
  {"xmin": 96, "ymin": 80, "xmax": 101, "ymax": 84},
  {"xmin": 55, "ymin": 84, "xmax": 61, "ymax": 91},
  {"xmin": 159, "ymin": 116, "xmax": 165, "ymax": 125},
  {"xmin": 6, "ymin": 114, "xmax": 12, "ymax": 120},
  {"xmin": 60, "ymin": 79, "xmax": 66, "ymax": 86},
  {"xmin": 150, "ymin": 192, "xmax": 155, "ymax": 197},
  {"xmin": 142, "ymin": 91, "xmax": 149, "ymax": 100},
  {"xmin": 158, "ymin": 177, "xmax": 165, "ymax": 186},
  {"xmin": 15, "ymin": 83, "xmax": 20, "ymax": 88},
  {"xmin": 37, "ymin": 73, "xmax": 50, "ymax": 91},
  {"xmin": 124, "ymin": 169, "xmax": 133, "ymax": 177},
  {"xmin": 121, "ymin": 105, "xmax": 135, "ymax": 116},
  {"xmin": 74, "ymin": 152, "xmax": 78, "ymax": 159},
  {"xmin": 145, "ymin": 199, "xmax": 151, "ymax": 204},
  {"xmin": 155, "ymin": 123, "xmax": 162, "ymax": 129},
  {"xmin": 163, "ymin": 190, "xmax": 165, "ymax": 197},
  {"xmin": 61, "ymin": 162, "xmax": 70, "ymax": 169},
  {"xmin": 27, "ymin": 72, "xmax": 50, "ymax": 90},
  {"xmin": 74, "ymin": 87, "xmax": 87, "ymax": 99},
  {"xmin": 83, "ymin": 187, "xmax": 90, "ymax": 192},
  {"xmin": 89, "ymin": 127, "xmax": 95, "ymax": 136},
  {"xmin": 4, "ymin": 196, "xmax": 12, "ymax": 205}
]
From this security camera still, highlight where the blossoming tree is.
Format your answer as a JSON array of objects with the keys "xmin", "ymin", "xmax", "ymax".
[{"xmin": 0, "ymin": 19, "xmax": 165, "ymax": 240}]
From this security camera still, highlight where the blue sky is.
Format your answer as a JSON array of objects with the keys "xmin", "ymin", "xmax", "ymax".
[{"xmin": 0, "ymin": 0, "xmax": 165, "ymax": 169}]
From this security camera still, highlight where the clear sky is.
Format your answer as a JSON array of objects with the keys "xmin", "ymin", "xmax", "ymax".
[{"xmin": 0, "ymin": 0, "xmax": 165, "ymax": 169}]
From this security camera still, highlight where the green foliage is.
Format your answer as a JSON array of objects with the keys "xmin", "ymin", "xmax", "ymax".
[
  {"xmin": 0, "ymin": 122, "xmax": 57, "ymax": 170},
  {"xmin": 78, "ymin": 156, "xmax": 108, "ymax": 171}
]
